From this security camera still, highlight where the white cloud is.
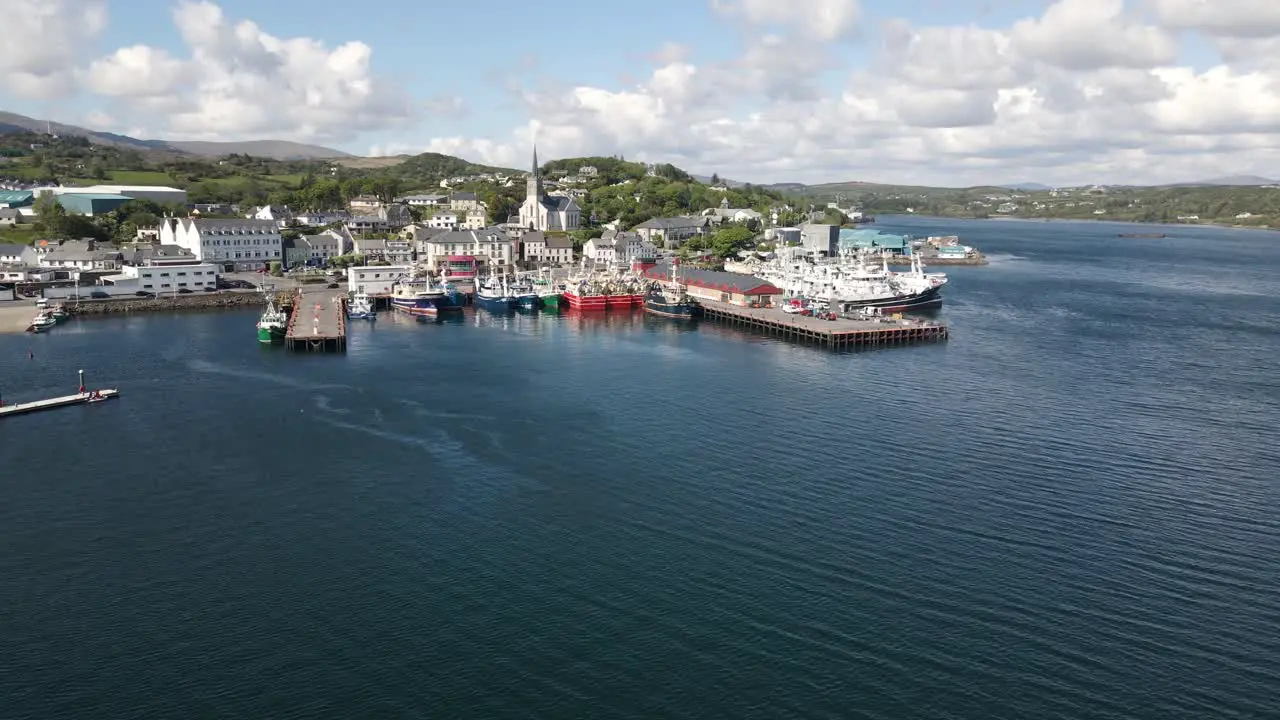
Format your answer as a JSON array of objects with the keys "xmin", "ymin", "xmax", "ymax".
[
  {"xmin": 86, "ymin": 46, "xmax": 189, "ymax": 97},
  {"xmin": 1011, "ymin": 0, "xmax": 1176, "ymax": 70},
  {"xmin": 710, "ymin": 0, "xmax": 862, "ymax": 42},
  {"xmin": 1147, "ymin": 0, "xmax": 1280, "ymax": 37},
  {"xmin": 14, "ymin": 0, "xmax": 1280, "ymax": 186},
  {"xmin": 0, "ymin": 0, "xmax": 106, "ymax": 99},
  {"xmin": 403, "ymin": 0, "xmax": 1280, "ymax": 186},
  {"xmin": 77, "ymin": 0, "xmax": 411, "ymax": 142}
]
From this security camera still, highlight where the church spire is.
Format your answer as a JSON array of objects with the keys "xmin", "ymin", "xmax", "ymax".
[{"xmin": 526, "ymin": 142, "xmax": 543, "ymax": 206}]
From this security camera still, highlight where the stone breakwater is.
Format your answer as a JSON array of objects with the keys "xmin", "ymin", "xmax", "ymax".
[
  {"xmin": 67, "ymin": 292, "xmax": 295, "ymax": 315},
  {"xmin": 886, "ymin": 253, "xmax": 988, "ymax": 266}
]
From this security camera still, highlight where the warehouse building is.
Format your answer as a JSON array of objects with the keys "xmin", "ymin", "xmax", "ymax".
[{"xmin": 55, "ymin": 193, "xmax": 133, "ymax": 216}]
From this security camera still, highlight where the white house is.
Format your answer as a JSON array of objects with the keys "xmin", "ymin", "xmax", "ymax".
[
  {"xmin": 612, "ymin": 231, "xmax": 656, "ymax": 262},
  {"xmin": 346, "ymin": 214, "xmax": 389, "ymax": 233},
  {"xmin": 398, "ymin": 194, "xmax": 449, "ymax": 207},
  {"xmin": 521, "ymin": 231, "xmax": 546, "ymax": 262},
  {"xmin": 160, "ymin": 217, "xmax": 282, "ymax": 272},
  {"xmin": 252, "ymin": 205, "xmax": 293, "ymax": 226},
  {"xmin": 544, "ymin": 234, "xmax": 573, "ymax": 264},
  {"xmin": 347, "ymin": 264, "xmax": 412, "ymax": 296},
  {"xmin": 428, "ymin": 211, "xmax": 459, "ymax": 229},
  {"xmin": 286, "ymin": 230, "xmax": 345, "ymax": 267},
  {"xmin": 633, "ymin": 216, "xmax": 709, "ymax": 248},
  {"xmin": 349, "ymin": 195, "xmax": 383, "ymax": 211},
  {"xmin": 0, "ymin": 242, "xmax": 33, "ymax": 265},
  {"xmin": 294, "ymin": 210, "xmax": 349, "ymax": 226},
  {"xmin": 39, "ymin": 240, "xmax": 123, "ymax": 270},
  {"xmin": 419, "ymin": 228, "xmax": 514, "ymax": 268},
  {"xmin": 583, "ymin": 236, "xmax": 617, "ymax": 264},
  {"xmin": 518, "ymin": 147, "xmax": 580, "ymax": 232},
  {"xmin": 463, "ymin": 209, "xmax": 487, "ymax": 230}
]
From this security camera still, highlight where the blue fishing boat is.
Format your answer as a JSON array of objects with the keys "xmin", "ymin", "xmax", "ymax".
[
  {"xmin": 390, "ymin": 277, "xmax": 446, "ymax": 319},
  {"xmin": 474, "ymin": 273, "xmax": 517, "ymax": 312},
  {"xmin": 644, "ymin": 260, "xmax": 697, "ymax": 319}
]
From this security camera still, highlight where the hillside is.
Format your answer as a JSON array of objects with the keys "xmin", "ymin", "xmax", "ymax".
[
  {"xmin": 166, "ymin": 140, "xmax": 349, "ymax": 159},
  {"xmin": 0, "ymin": 111, "xmax": 347, "ymax": 160}
]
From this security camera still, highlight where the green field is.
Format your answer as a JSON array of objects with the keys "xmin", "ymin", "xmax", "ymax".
[{"xmin": 0, "ymin": 225, "xmax": 39, "ymax": 245}]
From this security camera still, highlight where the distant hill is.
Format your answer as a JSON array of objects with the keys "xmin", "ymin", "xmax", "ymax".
[
  {"xmin": 1001, "ymin": 182, "xmax": 1052, "ymax": 191},
  {"xmin": 166, "ymin": 139, "xmax": 349, "ymax": 159},
  {"xmin": 1162, "ymin": 175, "xmax": 1275, "ymax": 187},
  {"xmin": 0, "ymin": 110, "xmax": 348, "ymax": 160}
]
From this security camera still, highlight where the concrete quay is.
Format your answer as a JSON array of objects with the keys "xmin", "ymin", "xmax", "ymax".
[
  {"xmin": 285, "ymin": 288, "xmax": 347, "ymax": 352},
  {"xmin": 695, "ymin": 300, "xmax": 948, "ymax": 350}
]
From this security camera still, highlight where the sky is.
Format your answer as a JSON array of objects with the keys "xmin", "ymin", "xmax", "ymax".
[{"xmin": 3, "ymin": 0, "xmax": 1280, "ymax": 186}]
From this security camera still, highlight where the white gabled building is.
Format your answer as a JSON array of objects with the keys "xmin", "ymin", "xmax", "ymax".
[
  {"xmin": 159, "ymin": 217, "xmax": 283, "ymax": 272},
  {"xmin": 347, "ymin": 264, "xmax": 412, "ymax": 296}
]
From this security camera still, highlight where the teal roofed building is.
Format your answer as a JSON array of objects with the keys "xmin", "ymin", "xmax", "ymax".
[
  {"xmin": 0, "ymin": 190, "xmax": 34, "ymax": 208},
  {"xmin": 839, "ymin": 228, "xmax": 910, "ymax": 254},
  {"xmin": 56, "ymin": 193, "xmax": 132, "ymax": 216}
]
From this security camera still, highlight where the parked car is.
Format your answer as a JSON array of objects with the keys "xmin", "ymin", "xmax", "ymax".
[
  {"xmin": 89, "ymin": 291, "xmax": 109, "ymax": 299},
  {"xmin": 135, "ymin": 291, "xmax": 156, "ymax": 297},
  {"xmin": 202, "ymin": 286, "xmax": 218, "ymax": 292},
  {"xmin": 177, "ymin": 288, "xmax": 193, "ymax": 294},
  {"xmin": 327, "ymin": 283, "xmax": 339, "ymax": 289}
]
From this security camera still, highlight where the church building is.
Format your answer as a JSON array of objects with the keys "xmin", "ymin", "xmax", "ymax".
[{"xmin": 518, "ymin": 147, "xmax": 580, "ymax": 232}]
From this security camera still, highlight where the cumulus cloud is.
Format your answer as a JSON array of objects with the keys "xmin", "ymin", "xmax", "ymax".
[
  {"xmin": 1147, "ymin": 0, "xmax": 1280, "ymax": 37},
  {"xmin": 710, "ymin": 0, "xmax": 862, "ymax": 42},
  {"xmin": 13, "ymin": 0, "xmax": 1280, "ymax": 186},
  {"xmin": 77, "ymin": 0, "xmax": 412, "ymax": 142},
  {"xmin": 0, "ymin": 0, "xmax": 106, "ymax": 99},
  {"xmin": 395, "ymin": 0, "xmax": 1280, "ymax": 186}
]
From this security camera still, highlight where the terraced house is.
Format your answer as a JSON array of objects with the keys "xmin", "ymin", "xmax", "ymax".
[{"xmin": 160, "ymin": 217, "xmax": 282, "ymax": 272}]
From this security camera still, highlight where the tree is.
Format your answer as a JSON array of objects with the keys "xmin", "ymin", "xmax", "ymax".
[
  {"xmin": 32, "ymin": 191, "xmax": 64, "ymax": 232},
  {"xmin": 710, "ymin": 225, "xmax": 755, "ymax": 258},
  {"xmin": 269, "ymin": 261, "xmax": 283, "ymax": 276}
]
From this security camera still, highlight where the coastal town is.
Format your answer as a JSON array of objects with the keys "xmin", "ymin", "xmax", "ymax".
[{"xmin": 1, "ymin": 146, "xmax": 980, "ymax": 349}]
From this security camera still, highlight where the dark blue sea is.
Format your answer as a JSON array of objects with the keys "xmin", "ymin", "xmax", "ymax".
[{"xmin": 2, "ymin": 217, "xmax": 1278, "ymax": 719}]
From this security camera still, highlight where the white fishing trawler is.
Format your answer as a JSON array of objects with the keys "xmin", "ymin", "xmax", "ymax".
[
  {"xmin": 348, "ymin": 291, "xmax": 376, "ymax": 320},
  {"xmin": 732, "ymin": 247, "xmax": 947, "ymax": 312}
]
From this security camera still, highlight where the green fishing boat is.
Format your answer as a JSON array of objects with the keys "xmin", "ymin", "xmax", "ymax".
[{"xmin": 256, "ymin": 295, "xmax": 288, "ymax": 344}]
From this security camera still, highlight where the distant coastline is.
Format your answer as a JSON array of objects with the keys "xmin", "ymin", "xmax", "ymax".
[{"xmin": 886, "ymin": 214, "xmax": 1278, "ymax": 232}]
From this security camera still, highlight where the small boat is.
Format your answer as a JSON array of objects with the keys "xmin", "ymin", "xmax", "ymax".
[
  {"xmin": 256, "ymin": 295, "xmax": 288, "ymax": 343},
  {"xmin": 348, "ymin": 291, "xmax": 376, "ymax": 320},
  {"xmin": 50, "ymin": 304, "xmax": 70, "ymax": 321},
  {"xmin": 29, "ymin": 312, "xmax": 57, "ymax": 332}
]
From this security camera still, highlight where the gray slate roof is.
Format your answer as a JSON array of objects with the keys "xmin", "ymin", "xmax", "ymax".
[
  {"xmin": 451, "ymin": 191, "xmax": 478, "ymax": 201},
  {"xmin": 189, "ymin": 218, "xmax": 278, "ymax": 233},
  {"xmin": 634, "ymin": 216, "xmax": 706, "ymax": 230},
  {"xmin": 0, "ymin": 243, "xmax": 28, "ymax": 258}
]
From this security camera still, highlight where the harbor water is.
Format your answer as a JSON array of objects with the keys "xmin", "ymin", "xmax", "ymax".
[{"xmin": 2, "ymin": 217, "xmax": 1279, "ymax": 719}]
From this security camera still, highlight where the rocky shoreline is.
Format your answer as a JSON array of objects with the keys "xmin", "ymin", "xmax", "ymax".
[{"xmin": 65, "ymin": 291, "xmax": 294, "ymax": 315}]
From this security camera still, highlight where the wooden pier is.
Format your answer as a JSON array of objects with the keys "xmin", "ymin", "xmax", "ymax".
[
  {"xmin": 285, "ymin": 288, "xmax": 347, "ymax": 352},
  {"xmin": 0, "ymin": 389, "xmax": 120, "ymax": 418},
  {"xmin": 695, "ymin": 300, "xmax": 948, "ymax": 350}
]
